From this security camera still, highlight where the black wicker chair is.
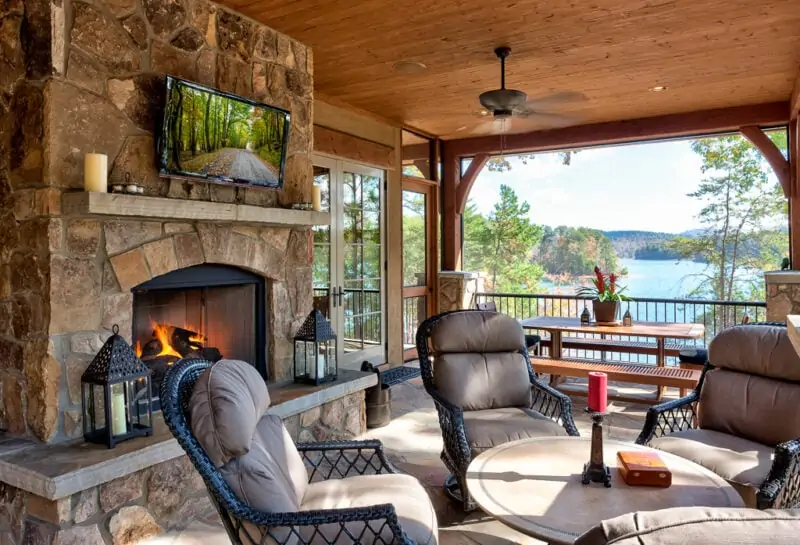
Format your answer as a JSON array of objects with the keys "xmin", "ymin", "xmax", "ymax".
[
  {"xmin": 637, "ymin": 324, "xmax": 800, "ymax": 510},
  {"xmin": 160, "ymin": 358, "xmax": 432, "ymax": 544},
  {"xmin": 416, "ymin": 309, "xmax": 579, "ymax": 512}
]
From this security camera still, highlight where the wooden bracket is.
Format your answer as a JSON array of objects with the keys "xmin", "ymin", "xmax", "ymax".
[
  {"xmin": 740, "ymin": 125, "xmax": 791, "ymax": 198},
  {"xmin": 455, "ymin": 153, "xmax": 489, "ymax": 213}
]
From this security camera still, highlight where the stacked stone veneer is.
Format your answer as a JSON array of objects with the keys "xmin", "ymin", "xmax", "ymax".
[
  {"xmin": 438, "ymin": 271, "xmax": 484, "ymax": 313},
  {"xmin": 0, "ymin": 391, "xmax": 366, "ymax": 545},
  {"xmin": 765, "ymin": 271, "xmax": 800, "ymax": 322},
  {"xmin": 1, "ymin": 0, "xmax": 315, "ymax": 443}
]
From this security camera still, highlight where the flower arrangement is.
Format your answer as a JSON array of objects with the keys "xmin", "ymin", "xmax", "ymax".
[{"xmin": 577, "ymin": 266, "xmax": 630, "ymax": 302}]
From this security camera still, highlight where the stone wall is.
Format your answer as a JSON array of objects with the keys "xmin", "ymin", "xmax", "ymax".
[
  {"xmin": 0, "ymin": 0, "xmax": 314, "ymax": 442},
  {"xmin": 765, "ymin": 271, "xmax": 800, "ymax": 322},
  {"xmin": 0, "ymin": 391, "xmax": 366, "ymax": 545},
  {"xmin": 438, "ymin": 271, "xmax": 484, "ymax": 313}
]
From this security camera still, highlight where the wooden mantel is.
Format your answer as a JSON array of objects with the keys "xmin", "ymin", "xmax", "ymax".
[{"xmin": 61, "ymin": 192, "xmax": 330, "ymax": 227}]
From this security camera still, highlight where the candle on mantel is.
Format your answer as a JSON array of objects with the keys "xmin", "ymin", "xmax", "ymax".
[
  {"xmin": 587, "ymin": 371, "xmax": 608, "ymax": 413},
  {"xmin": 311, "ymin": 185, "xmax": 322, "ymax": 211},
  {"xmin": 84, "ymin": 153, "xmax": 108, "ymax": 193},
  {"xmin": 110, "ymin": 383, "xmax": 128, "ymax": 436}
]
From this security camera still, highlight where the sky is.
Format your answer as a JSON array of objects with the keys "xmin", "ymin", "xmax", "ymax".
[{"xmin": 468, "ymin": 139, "xmax": 713, "ymax": 233}]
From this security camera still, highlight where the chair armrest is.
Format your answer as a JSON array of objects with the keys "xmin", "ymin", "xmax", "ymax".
[
  {"xmin": 635, "ymin": 392, "xmax": 698, "ymax": 445},
  {"xmin": 758, "ymin": 438, "xmax": 800, "ymax": 509},
  {"xmin": 231, "ymin": 501, "xmax": 417, "ymax": 544},
  {"xmin": 530, "ymin": 380, "xmax": 580, "ymax": 436},
  {"xmin": 297, "ymin": 440, "xmax": 397, "ymax": 480},
  {"xmin": 426, "ymin": 386, "xmax": 472, "ymax": 473}
]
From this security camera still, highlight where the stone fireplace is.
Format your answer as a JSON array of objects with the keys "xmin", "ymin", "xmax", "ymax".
[{"xmin": 0, "ymin": 0, "xmax": 377, "ymax": 543}]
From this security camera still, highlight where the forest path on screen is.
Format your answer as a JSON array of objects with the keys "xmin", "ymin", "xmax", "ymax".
[{"xmin": 201, "ymin": 147, "xmax": 278, "ymax": 183}]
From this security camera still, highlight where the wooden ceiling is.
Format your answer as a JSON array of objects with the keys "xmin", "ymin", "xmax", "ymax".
[{"xmin": 223, "ymin": 0, "xmax": 800, "ymax": 139}]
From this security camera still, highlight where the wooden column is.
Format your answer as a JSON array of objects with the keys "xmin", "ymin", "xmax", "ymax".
[
  {"xmin": 441, "ymin": 142, "xmax": 461, "ymax": 271},
  {"xmin": 740, "ymin": 126, "xmax": 791, "ymax": 197},
  {"xmin": 790, "ymin": 118, "xmax": 800, "ymax": 267}
]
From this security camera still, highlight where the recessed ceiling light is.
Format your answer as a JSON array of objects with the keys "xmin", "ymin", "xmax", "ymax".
[
  {"xmin": 650, "ymin": 85, "xmax": 668, "ymax": 92},
  {"xmin": 393, "ymin": 61, "xmax": 427, "ymax": 74}
]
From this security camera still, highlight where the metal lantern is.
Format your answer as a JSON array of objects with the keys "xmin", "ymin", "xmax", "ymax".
[
  {"xmin": 294, "ymin": 310, "xmax": 337, "ymax": 385},
  {"xmin": 81, "ymin": 325, "xmax": 153, "ymax": 448}
]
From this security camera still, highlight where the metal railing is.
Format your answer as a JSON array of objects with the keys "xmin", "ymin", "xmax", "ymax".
[
  {"xmin": 475, "ymin": 292, "xmax": 767, "ymax": 365},
  {"xmin": 313, "ymin": 288, "xmax": 382, "ymax": 348}
]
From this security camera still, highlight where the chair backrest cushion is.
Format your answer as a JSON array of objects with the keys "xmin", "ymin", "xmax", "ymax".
[
  {"xmin": 430, "ymin": 311, "xmax": 531, "ymax": 410},
  {"xmin": 709, "ymin": 325, "xmax": 800, "ymax": 381},
  {"xmin": 698, "ymin": 368, "xmax": 800, "ymax": 446},
  {"xmin": 573, "ymin": 506, "xmax": 800, "ymax": 545},
  {"xmin": 190, "ymin": 359, "xmax": 309, "ymax": 512}
]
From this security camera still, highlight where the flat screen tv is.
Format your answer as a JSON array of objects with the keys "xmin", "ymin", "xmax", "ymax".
[{"xmin": 157, "ymin": 76, "xmax": 291, "ymax": 189}]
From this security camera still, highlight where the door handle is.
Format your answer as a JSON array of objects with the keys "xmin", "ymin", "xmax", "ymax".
[
  {"xmin": 337, "ymin": 286, "xmax": 344, "ymax": 308},
  {"xmin": 331, "ymin": 286, "xmax": 337, "ymax": 308}
]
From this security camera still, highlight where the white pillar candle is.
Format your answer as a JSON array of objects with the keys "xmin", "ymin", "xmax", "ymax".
[
  {"xmin": 84, "ymin": 153, "xmax": 108, "ymax": 192},
  {"xmin": 110, "ymin": 383, "xmax": 127, "ymax": 436},
  {"xmin": 316, "ymin": 353, "xmax": 326, "ymax": 379},
  {"xmin": 311, "ymin": 185, "xmax": 322, "ymax": 211}
]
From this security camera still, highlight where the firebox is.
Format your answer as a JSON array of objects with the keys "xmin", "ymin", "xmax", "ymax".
[{"xmin": 131, "ymin": 264, "xmax": 267, "ymax": 396}]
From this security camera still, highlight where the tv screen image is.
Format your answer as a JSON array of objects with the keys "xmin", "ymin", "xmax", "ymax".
[{"xmin": 158, "ymin": 76, "xmax": 291, "ymax": 189}]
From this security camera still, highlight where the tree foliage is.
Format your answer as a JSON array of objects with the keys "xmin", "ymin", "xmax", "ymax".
[
  {"xmin": 667, "ymin": 131, "xmax": 788, "ymax": 301},
  {"xmin": 534, "ymin": 226, "xmax": 619, "ymax": 277},
  {"xmin": 463, "ymin": 185, "xmax": 545, "ymax": 292}
]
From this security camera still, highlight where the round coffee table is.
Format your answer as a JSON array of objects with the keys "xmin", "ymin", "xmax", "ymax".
[{"xmin": 466, "ymin": 437, "xmax": 744, "ymax": 545}]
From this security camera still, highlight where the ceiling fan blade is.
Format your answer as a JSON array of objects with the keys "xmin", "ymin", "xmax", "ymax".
[
  {"xmin": 522, "ymin": 91, "xmax": 587, "ymax": 109},
  {"xmin": 513, "ymin": 110, "xmax": 577, "ymax": 128}
]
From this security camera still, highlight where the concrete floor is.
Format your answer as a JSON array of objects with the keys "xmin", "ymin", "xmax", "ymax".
[{"xmin": 153, "ymin": 374, "xmax": 671, "ymax": 545}]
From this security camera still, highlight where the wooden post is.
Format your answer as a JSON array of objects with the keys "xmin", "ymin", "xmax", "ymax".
[
  {"xmin": 790, "ymin": 118, "xmax": 800, "ymax": 267},
  {"xmin": 740, "ymin": 126, "xmax": 791, "ymax": 197},
  {"xmin": 441, "ymin": 142, "xmax": 461, "ymax": 271}
]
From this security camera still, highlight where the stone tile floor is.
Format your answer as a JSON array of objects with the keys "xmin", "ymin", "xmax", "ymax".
[{"xmin": 153, "ymin": 373, "xmax": 677, "ymax": 545}]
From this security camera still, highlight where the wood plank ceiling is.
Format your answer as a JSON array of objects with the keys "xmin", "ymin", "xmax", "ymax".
[{"xmin": 221, "ymin": 0, "xmax": 800, "ymax": 139}]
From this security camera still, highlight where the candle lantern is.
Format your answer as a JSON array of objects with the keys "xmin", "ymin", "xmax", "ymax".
[
  {"xmin": 81, "ymin": 325, "xmax": 153, "ymax": 448},
  {"xmin": 294, "ymin": 310, "xmax": 337, "ymax": 385}
]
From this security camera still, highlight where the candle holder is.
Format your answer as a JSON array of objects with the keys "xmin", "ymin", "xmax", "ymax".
[{"xmin": 582, "ymin": 409, "xmax": 612, "ymax": 487}]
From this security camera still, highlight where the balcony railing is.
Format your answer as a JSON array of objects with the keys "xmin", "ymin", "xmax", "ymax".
[{"xmin": 475, "ymin": 292, "xmax": 767, "ymax": 365}]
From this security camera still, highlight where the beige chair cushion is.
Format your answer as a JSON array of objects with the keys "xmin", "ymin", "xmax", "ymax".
[
  {"xmin": 301, "ymin": 474, "xmax": 438, "ymax": 545},
  {"xmin": 190, "ymin": 359, "xmax": 309, "ymax": 514},
  {"xmin": 650, "ymin": 428, "xmax": 773, "ymax": 508},
  {"xmin": 698, "ymin": 368, "xmax": 800, "ymax": 446},
  {"xmin": 220, "ymin": 414, "xmax": 309, "ymax": 513},
  {"xmin": 435, "ymin": 353, "xmax": 531, "ymax": 411},
  {"xmin": 709, "ymin": 325, "xmax": 800, "ymax": 382},
  {"xmin": 190, "ymin": 359, "xmax": 271, "ymax": 468},
  {"xmin": 429, "ymin": 311, "xmax": 525, "ymax": 354},
  {"xmin": 574, "ymin": 506, "xmax": 800, "ymax": 545},
  {"xmin": 462, "ymin": 407, "xmax": 567, "ymax": 457}
]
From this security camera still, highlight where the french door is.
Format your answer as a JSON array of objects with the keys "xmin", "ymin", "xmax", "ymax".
[{"xmin": 313, "ymin": 156, "xmax": 386, "ymax": 369}]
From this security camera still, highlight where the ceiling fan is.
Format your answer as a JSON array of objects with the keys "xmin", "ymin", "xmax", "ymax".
[{"xmin": 469, "ymin": 46, "xmax": 586, "ymax": 135}]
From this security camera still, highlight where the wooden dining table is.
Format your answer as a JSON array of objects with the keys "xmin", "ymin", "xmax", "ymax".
[
  {"xmin": 520, "ymin": 316, "xmax": 705, "ymax": 365},
  {"xmin": 520, "ymin": 316, "xmax": 705, "ymax": 399}
]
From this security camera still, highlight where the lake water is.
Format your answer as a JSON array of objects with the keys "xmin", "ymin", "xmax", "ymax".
[{"xmin": 542, "ymin": 259, "xmax": 710, "ymax": 299}]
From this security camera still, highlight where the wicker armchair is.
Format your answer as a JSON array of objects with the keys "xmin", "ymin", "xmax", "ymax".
[
  {"xmin": 416, "ymin": 309, "xmax": 579, "ymax": 512},
  {"xmin": 160, "ymin": 358, "xmax": 437, "ymax": 544},
  {"xmin": 637, "ymin": 325, "xmax": 800, "ymax": 510}
]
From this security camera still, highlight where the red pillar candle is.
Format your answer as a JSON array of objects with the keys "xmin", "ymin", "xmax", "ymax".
[{"xmin": 588, "ymin": 372, "xmax": 608, "ymax": 413}]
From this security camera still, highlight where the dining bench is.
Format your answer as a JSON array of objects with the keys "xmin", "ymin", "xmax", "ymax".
[
  {"xmin": 530, "ymin": 356, "xmax": 702, "ymax": 404},
  {"xmin": 538, "ymin": 336, "xmax": 689, "ymax": 357}
]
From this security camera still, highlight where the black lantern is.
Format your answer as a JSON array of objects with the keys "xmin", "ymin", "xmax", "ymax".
[
  {"xmin": 81, "ymin": 325, "xmax": 153, "ymax": 448},
  {"xmin": 294, "ymin": 310, "xmax": 337, "ymax": 385}
]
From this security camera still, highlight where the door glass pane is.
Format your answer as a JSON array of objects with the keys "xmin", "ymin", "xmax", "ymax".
[
  {"xmin": 402, "ymin": 130, "xmax": 432, "ymax": 179},
  {"xmin": 342, "ymin": 169, "xmax": 382, "ymax": 358},
  {"xmin": 312, "ymin": 166, "xmax": 332, "ymax": 318},
  {"xmin": 403, "ymin": 190, "xmax": 427, "ymax": 287}
]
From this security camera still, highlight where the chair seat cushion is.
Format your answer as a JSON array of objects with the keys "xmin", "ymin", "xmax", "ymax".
[
  {"xmin": 463, "ymin": 407, "xmax": 567, "ymax": 457},
  {"xmin": 301, "ymin": 474, "xmax": 438, "ymax": 545},
  {"xmin": 650, "ymin": 429, "xmax": 773, "ymax": 508}
]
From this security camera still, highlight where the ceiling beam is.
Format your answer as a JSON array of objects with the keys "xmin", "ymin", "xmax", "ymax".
[
  {"xmin": 740, "ymin": 126, "xmax": 791, "ymax": 197},
  {"xmin": 446, "ymin": 102, "xmax": 790, "ymax": 158}
]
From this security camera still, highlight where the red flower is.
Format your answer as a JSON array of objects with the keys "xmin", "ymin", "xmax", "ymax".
[
  {"xmin": 609, "ymin": 273, "xmax": 617, "ymax": 294},
  {"xmin": 594, "ymin": 266, "xmax": 605, "ymax": 293}
]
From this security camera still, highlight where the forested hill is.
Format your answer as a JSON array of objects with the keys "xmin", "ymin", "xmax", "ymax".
[{"xmin": 601, "ymin": 230, "xmax": 679, "ymax": 259}]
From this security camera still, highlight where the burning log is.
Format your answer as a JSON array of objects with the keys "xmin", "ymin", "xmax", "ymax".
[
  {"xmin": 165, "ymin": 325, "xmax": 205, "ymax": 355},
  {"xmin": 141, "ymin": 339, "xmax": 163, "ymax": 360},
  {"xmin": 185, "ymin": 347, "xmax": 223, "ymax": 362}
]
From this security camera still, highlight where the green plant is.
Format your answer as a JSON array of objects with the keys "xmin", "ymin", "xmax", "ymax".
[{"xmin": 576, "ymin": 266, "xmax": 630, "ymax": 302}]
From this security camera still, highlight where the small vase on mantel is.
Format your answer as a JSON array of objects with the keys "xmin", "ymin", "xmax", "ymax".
[{"xmin": 593, "ymin": 300, "xmax": 618, "ymax": 323}]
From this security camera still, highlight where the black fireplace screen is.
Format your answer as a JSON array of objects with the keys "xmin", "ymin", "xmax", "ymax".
[{"xmin": 131, "ymin": 265, "xmax": 266, "ymax": 392}]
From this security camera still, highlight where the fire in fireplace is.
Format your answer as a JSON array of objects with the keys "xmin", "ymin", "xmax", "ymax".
[{"xmin": 132, "ymin": 265, "xmax": 267, "ymax": 395}]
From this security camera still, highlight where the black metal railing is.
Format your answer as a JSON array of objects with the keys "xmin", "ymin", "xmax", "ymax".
[
  {"xmin": 403, "ymin": 295, "xmax": 427, "ymax": 348},
  {"xmin": 475, "ymin": 292, "xmax": 767, "ymax": 365},
  {"xmin": 313, "ymin": 287, "xmax": 382, "ymax": 349}
]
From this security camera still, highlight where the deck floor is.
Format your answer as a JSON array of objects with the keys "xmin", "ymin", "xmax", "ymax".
[{"xmin": 155, "ymin": 372, "xmax": 669, "ymax": 545}]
